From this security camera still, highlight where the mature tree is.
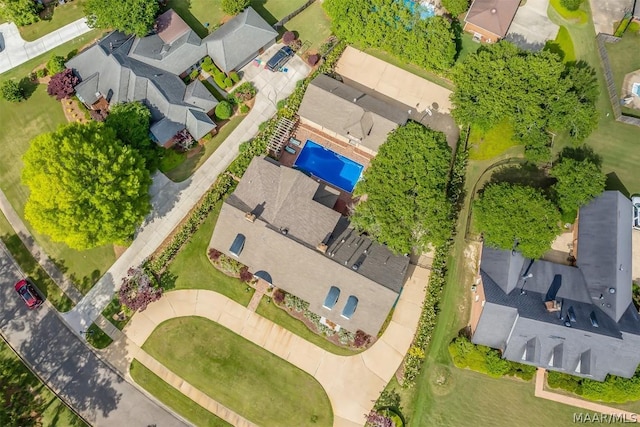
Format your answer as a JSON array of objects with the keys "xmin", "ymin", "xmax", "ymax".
[
  {"xmin": 475, "ymin": 183, "xmax": 560, "ymax": 259},
  {"xmin": 47, "ymin": 68, "xmax": 79, "ymax": 100},
  {"xmin": 551, "ymin": 148, "xmax": 606, "ymax": 215},
  {"xmin": 442, "ymin": 0, "xmax": 469, "ymax": 16},
  {"xmin": 105, "ymin": 102, "xmax": 158, "ymax": 171},
  {"xmin": 118, "ymin": 267, "xmax": 163, "ymax": 312},
  {"xmin": 0, "ymin": 353, "xmax": 42, "ymax": 426},
  {"xmin": 0, "ymin": 80, "xmax": 25, "ymax": 102},
  {"xmin": 85, "ymin": 0, "xmax": 159, "ymax": 37},
  {"xmin": 46, "ymin": 55, "xmax": 66, "ymax": 75},
  {"xmin": 221, "ymin": 0, "xmax": 249, "ymax": 15},
  {"xmin": 22, "ymin": 122, "xmax": 151, "ymax": 249},
  {"xmin": 0, "ymin": 0, "xmax": 41, "ymax": 26},
  {"xmin": 351, "ymin": 122, "xmax": 452, "ymax": 254},
  {"xmin": 324, "ymin": 0, "xmax": 456, "ymax": 72},
  {"xmin": 451, "ymin": 42, "xmax": 599, "ymax": 159}
]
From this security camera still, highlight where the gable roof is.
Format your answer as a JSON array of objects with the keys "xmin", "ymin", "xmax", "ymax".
[
  {"xmin": 298, "ymin": 75, "xmax": 408, "ymax": 153},
  {"xmin": 464, "ymin": 0, "xmax": 520, "ymax": 38},
  {"xmin": 204, "ymin": 6, "xmax": 278, "ymax": 72},
  {"xmin": 210, "ymin": 157, "xmax": 410, "ymax": 335}
]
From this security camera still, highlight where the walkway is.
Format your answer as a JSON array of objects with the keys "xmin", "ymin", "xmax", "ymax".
[
  {"xmin": 103, "ymin": 264, "xmax": 429, "ymax": 427},
  {"xmin": 534, "ymin": 368, "xmax": 639, "ymax": 422},
  {"xmin": 0, "ymin": 18, "xmax": 91, "ymax": 74}
]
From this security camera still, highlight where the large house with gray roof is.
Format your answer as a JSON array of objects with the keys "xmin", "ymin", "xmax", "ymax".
[
  {"xmin": 209, "ymin": 156, "xmax": 410, "ymax": 336},
  {"xmin": 472, "ymin": 191, "xmax": 640, "ymax": 381},
  {"xmin": 66, "ymin": 7, "xmax": 276, "ymax": 147}
]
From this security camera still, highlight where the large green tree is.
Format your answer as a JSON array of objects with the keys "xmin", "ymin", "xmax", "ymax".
[
  {"xmin": 22, "ymin": 122, "xmax": 152, "ymax": 249},
  {"xmin": 85, "ymin": 0, "xmax": 159, "ymax": 37},
  {"xmin": 105, "ymin": 102, "xmax": 158, "ymax": 171},
  {"xmin": 551, "ymin": 148, "xmax": 606, "ymax": 215},
  {"xmin": 221, "ymin": 0, "xmax": 249, "ymax": 15},
  {"xmin": 351, "ymin": 122, "xmax": 452, "ymax": 254},
  {"xmin": 0, "ymin": 80, "xmax": 25, "ymax": 102},
  {"xmin": 324, "ymin": 0, "xmax": 456, "ymax": 72},
  {"xmin": 0, "ymin": 0, "xmax": 41, "ymax": 26},
  {"xmin": 442, "ymin": 0, "xmax": 469, "ymax": 16},
  {"xmin": 475, "ymin": 183, "xmax": 560, "ymax": 259}
]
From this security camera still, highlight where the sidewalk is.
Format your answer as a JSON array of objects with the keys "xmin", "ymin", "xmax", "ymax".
[{"xmin": 0, "ymin": 18, "xmax": 92, "ymax": 74}]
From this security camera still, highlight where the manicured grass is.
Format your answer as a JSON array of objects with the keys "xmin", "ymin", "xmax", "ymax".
[
  {"xmin": 468, "ymin": 121, "xmax": 521, "ymax": 160},
  {"xmin": 250, "ymin": 0, "xmax": 310, "ymax": 25},
  {"xmin": 130, "ymin": 360, "xmax": 232, "ymax": 427},
  {"xmin": 549, "ymin": 0, "xmax": 588, "ymax": 25},
  {"xmin": 143, "ymin": 317, "xmax": 333, "ymax": 427},
  {"xmin": 19, "ymin": 0, "xmax": 88, "ymax": 42},
  {"xmin": 0, "ymin": 211, "xmax": 74, "ymax": 312},
  {"xmin": 167, "ymin": 203, "xmax": 254, "ymax": 306},
  {"xmin": 545, "ymin": 26, "xmax": 576, "ymax": 62},
  {"xmin": 101, "ymin": 297, "xmax": 132, "ymax": 330},
  {"xmin": 85, "ymin": 323, "xmax": 113, "ymax": 349},
  {"xmin": 0, "ymin": 339, "xmax": 87, "ymax": 426},
  {"xmin": 282, "ymin": 2, "xmax": 332, "ymax": 52},
  {"xmin": 256, "ymin": 299, "xmax": 359, "ymax": 356},
  {"xmin": 604, "ymin": 30, "xmax": 640, "ymax": 117},
  {"xmin": 458, "ymin": 32, "xmax": 481, "ymax": 63},
  {"xmin": 163, "ymin": 115, "xmax": 245, "ymax": 182}
]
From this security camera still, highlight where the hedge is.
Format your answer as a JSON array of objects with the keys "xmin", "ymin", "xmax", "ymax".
[
  {"xmin": 214, "ymin": 73, "xmax": 227, "ymax": 89},
  {"xmin": 547, "ymin": 369, "xmax": 640, "ymax": 403}
]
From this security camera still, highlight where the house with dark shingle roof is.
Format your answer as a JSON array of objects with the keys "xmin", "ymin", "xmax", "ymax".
[
  {"xmin": 472, "ymin": 191, "xmax": 640, "ymax": 381},
  {"xmin": 66, "ymin": 7, "xmax": 276, "ymax": 147},
  {"xmin": 463, "ymin": 0, "xmax": 520, "ymax": 43},
  {"xmin": 209, "ymin": 156, "xmax": 410, "ymax": 336}
]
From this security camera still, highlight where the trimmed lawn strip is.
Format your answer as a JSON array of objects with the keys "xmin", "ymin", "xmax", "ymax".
[
  {"xmin": 143, "ymin": 317, "xmax": 333, "ymax": 427},
  {"xmin": 0, "ymin": 338, "xmax": 87, "ymax": 426},
  {"xmin": 256, "ymin": 299, "xmax": 359, "ymax": 356},
  {"xmin": 282, "ymin": 2, "xmax": 332, "ymax": 52},
  {"xmin": 468, "ymin": 121, "xmax": 521, "ymax": 160},
  {"xmin": 167, "ymin": 202, "xmax": 254, "ymax": 306},
  {"xmin": 86, "ymin": 323, "xmax": 113, "ymax": 349},
  {"xmin": 550, "ymin": 26, "xmax": 576, "ymax": 62},
  {"xmin": 164, "ymin": 115, "xmax": 245, "ymax": 182},
  {"xmin": 549, "ymin": 0, "xmax": 588, "ymax": 25},
  {"xmin": 0, "ymin": 211, "xmax": 74, "ymax": 312},
  {"xmin": 130, "ymin": 360, "xmax": 232, "ymax": 427},
  {"xmin": 18, "ymin": 0, "xmax": 88, "ymax": 41}
]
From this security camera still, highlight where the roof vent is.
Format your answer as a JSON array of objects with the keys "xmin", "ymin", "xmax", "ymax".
[
  {"xmin": 609, "ymin": 287, "xmax": 616, "ymax": 294},
  {"xmin": 316, "ymin": 243, "xmax": 328, "ymax": 254},
  {"xmin": 280, "ymin": 228, "xmax": 288, "ymax": 235},
  {"xmin": 245, "ymin": 212, "xmax": 256, "ymax": 223},
  {"xmin": 490, "ymin": 8, "xmax": 497, "ymax": 13}
]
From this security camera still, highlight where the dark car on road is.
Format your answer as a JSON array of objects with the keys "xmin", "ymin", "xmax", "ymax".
[
  {"xmin": 15, "ymin": 279, "xmax": 43, "ymax": 309},
  {"xmin": 266, "ymin": 46, "xmax": 294, "ymax": 71}
]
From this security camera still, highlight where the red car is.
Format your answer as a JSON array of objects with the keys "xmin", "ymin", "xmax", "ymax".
[{"xmin": 15, "ymin": 279, "xmax": 43, "ymax": 309}]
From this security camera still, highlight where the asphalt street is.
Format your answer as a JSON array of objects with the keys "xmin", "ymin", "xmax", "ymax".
[{"xmin": 0, "ymin": 242, "xmax": 189, "ymax": 427}]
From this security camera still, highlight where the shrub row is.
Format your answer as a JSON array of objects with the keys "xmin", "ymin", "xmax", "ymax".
[
  {"xmin": 202, "ymin": 56, "xmax": 240, "ymax": 89},
  {"xmin": 548, "ymin": 369, "xmax": 640, "ymax": 403},
  {"xmin": 401, "ymin": 130, "xmax": 469, "ymax": 387}
]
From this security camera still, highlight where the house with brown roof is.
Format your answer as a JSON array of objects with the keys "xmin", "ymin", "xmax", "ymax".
[
  {"xmin": 209, "ymin": 156, "xmax": 410, "ymax": 336},
  {"xmin": 463, "ymin": 0, "xmax": 521, "ymax": 43}
]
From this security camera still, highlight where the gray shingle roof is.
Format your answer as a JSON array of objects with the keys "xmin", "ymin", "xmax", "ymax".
[
  {"xmin": 473, "ymin": 191, "xmax": 640, "ymax": 381},
  {"xmin": 74, "ymin": 72, "xmax": 100, "ymax": 105},
  {"xmin": 184, "ymin": 80, "xmax": 218, "ymax": 112},
  {"xmin": 185, "ymin": 109, "xmax": 215, "ymax": 140},
  {"xmin": 150, "ymin": 117, "xmax": 184, "ymax": 145},
  {"xmin": 298, "ymin": 75, "xmax": 408, "ymax": 153},
  {"xmin": 204, "ymin": 6, "xmax": 277, "ymax": 72},
  {"xmin": 210, "ymin": 156, "xmax": 410, "ymax": 335}
]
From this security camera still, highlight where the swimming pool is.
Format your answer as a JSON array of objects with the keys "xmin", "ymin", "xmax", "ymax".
[
  {"xmin": 403, "ymin": 0, "xmax": 436, "ymax": 20},
  {"xmin": 294, "ymin": 140, "xmax": 364, "ymax": 193}
]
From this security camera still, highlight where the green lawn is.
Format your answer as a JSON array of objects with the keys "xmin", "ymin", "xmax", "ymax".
[
  {"xmin": 458, "ymin": 33, "xmax": 481, "ymax": 63},
  {"xmin": 468, "ymin": 121, "xmax": 521, "ymax": 160},
  {"xmin": 166, "ymin": 202, "xmax": 254, "ymax": 306},
  {"xmin": 163, "ymin": 115, "xmax": 245, "ymax": 182},
  {"xmin": 143, "ymin": 317, "xmax": 333, "ymax": 427},
  {"xmin": 256, "ymin": 299, "xmax": 359, "ymax": 356},
  {"xmin": 19, "ymin": 0, "xmax": 88, "ymax": 42},
  {"xmin": 549, "ymin": 0, "xmax": 588, "ymax": 25},
  {"xmin": 101, "ymin": 297, "xmax": 132, "ymax": 330},
  {"xmin": 130, "ymin": 360, "xmax": 232, "ymax": 427},
  {"xmin": 545, "ymin": 26, "xmax": 576, "ymax": 62},
  {"xmin": 86, "ymin": 323, "xmax": 113, "ymax": 349},
  {"xmin": 0, "ymin": 211, "xmax": 74, "ymax": 312},
  {"xmin": 605, "ymin": 30, "xmax": 640, "ymax": 118},
  {"xmin": 0, "ymin": 339, "xmax": 87, "ymax": 426},
  {"xmin": 282, "ymin": 2, "xmax": 332, "ymax": 52}
]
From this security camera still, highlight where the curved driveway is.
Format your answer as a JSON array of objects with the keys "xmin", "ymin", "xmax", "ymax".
[{"xmin": 0, "ymin": 242, "xmax": 189, "ymax": 427}]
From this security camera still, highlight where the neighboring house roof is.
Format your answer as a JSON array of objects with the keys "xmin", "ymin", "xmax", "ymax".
[
  {"xmin": 298, "ymin": 74, "xmax": 408, "ymax": 153},
  {"xmin": 204, "ymin": 6, "xmax": 278, "ymax": 72},
  {"xmin": 473, "ymin": 191, "xmax": 640, "ymax": 381},
  {"xmin": 464, "ymin": 0, "xmax": 520, "ymax": 38},
  {"xmin": 209, "ymin": 156, "xmax": 410, "ymax": 335}
]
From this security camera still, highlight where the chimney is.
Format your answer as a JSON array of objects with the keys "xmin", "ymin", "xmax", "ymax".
[
  {"xmin": 316, "ymin": 243, "xmax": 328, "ymax": 253},
  {"xmin": 244, "ymin": 212, "xmax": 256, "ymax": 223}
]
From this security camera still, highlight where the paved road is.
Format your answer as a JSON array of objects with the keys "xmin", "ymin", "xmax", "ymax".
[
  {"xmin": 0, "ymin": 242, "xmax": 189, "ymax": 427},
  {"xmin": 0, "ymin": 18, "xmax": 92, "ymax": 74}
]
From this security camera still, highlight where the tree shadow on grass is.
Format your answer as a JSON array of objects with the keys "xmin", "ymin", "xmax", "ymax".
[
  {"xmin": 250, "ymin": 0, "xmax": 278, "ymax": 26},
  {"xmin": 605, "ymin": 172, "xmax": 630, "ymax": 198},
  {"xmin": 20, "ymin": 77, "xmax": 39, "ymax": 100},
  {"xmin": 487, "ymin": 163, "xmax": 555, "ymax": 193},
  {"xmin": 556, "ymin": 145, "xmax": 603, "ymax": 167},
  {"xmin": 165, "ymin": 0, "xmax": 209, "ymax": 38}
]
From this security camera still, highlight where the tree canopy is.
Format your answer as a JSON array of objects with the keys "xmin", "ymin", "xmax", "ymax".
[
  {"xmin": 324, "ymin": 0, "xmax": 457, "ymax": 72},
  {"xmin": 221, "ymin": 0, "xmax": 249, "ymax": 15},
  {"xmin": 442, "ymin": 0, "xmax": 469, "ymax": 17},
  {"xmin": 475, "ymin": 183, "xmax": 560, "ymax": 259},
  {"xmin": 22, "ymin": 122, "xmax": 151, "ymax": 249},
  {"xmin": 0, "ymin": 0, "xmax": 41, "ymax": 26},
  {"xmin": 351, "ymin": 122, "xmax": 452, "ymax": 254},
  {"xmin": 551, "ymin": 147, "xmax": 606, "ymax": 215},
  {"xmin": 0, "ymin": 80, "xmax": 25, "ymax": 102},
  {"xmin": 451, "ymin": 43, "xmax": 599, "ymax": 160},
  {"xmin": 85, "ymin": 0, "xmax": 159, "ymax": 37},
  {"xmin": 105, "ymin": 102, "xmax": 158, "ymax": 171},
  {"xmin": 46, "ymin": 55, "xmax": 66, "ymax": 75}
]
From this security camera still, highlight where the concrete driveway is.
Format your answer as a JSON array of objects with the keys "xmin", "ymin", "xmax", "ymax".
[
  {"xmin": 0, "ymin": 18, "xmax": 91, "ymax": 74},
  {"xmin": 589, "ymin": 0, "xmax": 634, "ymax": 35},
  {"xmin": 506, "ymin": 0, "xmax": 559, "ymax": 51},
  {"xmin": 0, "ymin": 242, "xmax": 188, "ymax": 426}
]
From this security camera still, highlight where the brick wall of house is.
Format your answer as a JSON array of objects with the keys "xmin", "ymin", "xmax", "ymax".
[{"xmin": 463, "ymin": 22, "xmax": 502, "ymax": 43}]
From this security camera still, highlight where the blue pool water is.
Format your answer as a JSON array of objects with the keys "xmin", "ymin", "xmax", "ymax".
[
  {"xmin": 403, "ymin": 0, "xmax": 436, "ymax": 20},
  {"xmin": 294, "ymin": 140, "xmax": 364, "ymax": 193}
]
